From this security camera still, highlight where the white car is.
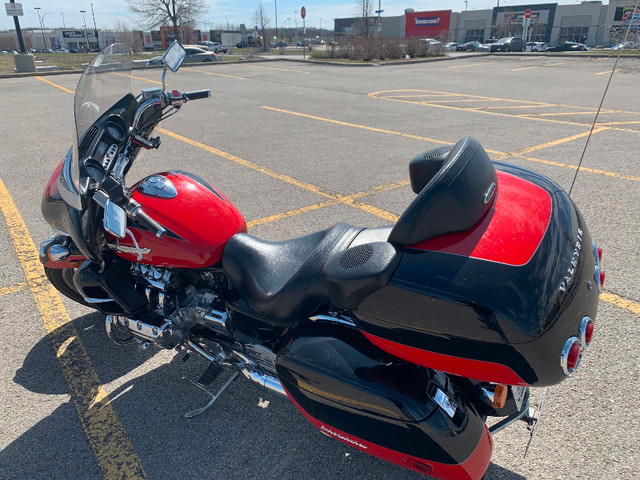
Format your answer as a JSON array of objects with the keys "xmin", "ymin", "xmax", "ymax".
[{"xmin": 526, "ymin": 42, "xmax": 548, "ymax": 52}]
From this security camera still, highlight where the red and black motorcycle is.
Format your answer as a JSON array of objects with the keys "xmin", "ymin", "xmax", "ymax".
[{"xmin": 41, "ymin": 42, "xmax": 603, "ymax": 480}]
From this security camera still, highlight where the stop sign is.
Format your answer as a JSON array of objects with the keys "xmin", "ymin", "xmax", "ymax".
[
  {"xmin": 301, "ymin": 6, "xmax": 306, "ymax": 19},
  {"xmin": 524, "ymin": 9, "xmax": 532, "ymax": 19}
]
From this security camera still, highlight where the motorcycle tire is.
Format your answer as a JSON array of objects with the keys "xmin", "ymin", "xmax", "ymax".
[{"xmin": 44, "ymin": 267, "xmax": 91, "ymax": 307}]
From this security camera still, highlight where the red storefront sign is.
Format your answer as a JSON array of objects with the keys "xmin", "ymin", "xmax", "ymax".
[{"xmin": 405, "ymin": 10, "xmax": 452, "ymax": 38}]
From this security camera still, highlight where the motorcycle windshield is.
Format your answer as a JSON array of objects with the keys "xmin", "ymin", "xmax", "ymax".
[{"xmin": 66, "ymin": 44, "xmax": 133, "ymax": 203}]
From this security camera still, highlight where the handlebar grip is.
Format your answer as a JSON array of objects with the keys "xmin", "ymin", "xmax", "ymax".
[
  {"xmin": 130, "ymin": 207, "xmax": 166, "ymax": 238},
  {"xmin": 184, "ymin": 89, "xmax": 211, "ymax": 100}
]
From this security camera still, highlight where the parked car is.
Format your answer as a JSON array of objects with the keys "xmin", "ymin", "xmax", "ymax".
[
  {"xmin": 445, "ymin": 42, "xmax": 460, "ymax": 51},
  {"xmin": 547, "ymin": 42, "xmax": 588, "ymax": 52},
  {"xmin": 237, "ymin": 37, "xmax": 258, "ymax": 48},
  {"xmin": 490, "ymin": 37, "xmax": 525, "ymax": 52},
  {"xmin": 456, "ymin": 41, "xmax": 482, "ymax": 51},
  {"xmin": 147, "ymin": 46, "xmax": 218, "ymax": 66},
  {"xmin": 526, "ymin": 41, "xmax": 548, "ymax": 52}
]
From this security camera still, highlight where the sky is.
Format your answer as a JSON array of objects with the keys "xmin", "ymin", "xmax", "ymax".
[{"xmin": 1, "ymin": 1, "xmax": 594, "ymax": 32}]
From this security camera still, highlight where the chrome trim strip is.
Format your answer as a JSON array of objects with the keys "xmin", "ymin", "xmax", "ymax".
[
  {"xmin": 57, "ymin": 147, "xmax": 83, "ymax": 210},
  {"xmin": 310, "ymin": 314, "xmax": 357, "ymax": 328}
]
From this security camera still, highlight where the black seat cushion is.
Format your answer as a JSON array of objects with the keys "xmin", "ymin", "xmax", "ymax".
[
  {"xmin": 222, "ymin": 223, "xmax": 361, "ymax": 326},
  {"xmin": 388, "ymin": 137, "xmax": 498, "ymax": 247}
]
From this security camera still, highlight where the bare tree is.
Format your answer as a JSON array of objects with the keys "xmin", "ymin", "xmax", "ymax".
[
  {"xmin": 255, "ymin": 3, "xmax": 270, "ymax": 50},
  {"xmin": 353, "ymin": 0, "xmax": 374, "ymax": 38},
  {"xmin": 113, "ymin": 19, "xmax": 143, "ymax": 52},
  {"xmin": 127, "ymin": 0, "xmax": 208, "ymax": 43}
]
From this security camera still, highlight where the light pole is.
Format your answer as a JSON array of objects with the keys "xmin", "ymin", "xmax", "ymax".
[
  {"xmin": 274, "ymin": 0, "xmax": 278, "ymax": 40},
  {"xmin": 80, "ymin": 10, "xmax": 89, "ymax": 51},
  {"xmin": 33, "ymin": 7, "xmax": 48, "ymax": 51},
  {"xmin": 90, "ymin": 3, "xmax": 99, "ymax": 49},
  {"xmin": 61, "ymin": 12, "xmax": 66, "ymax": 29}
]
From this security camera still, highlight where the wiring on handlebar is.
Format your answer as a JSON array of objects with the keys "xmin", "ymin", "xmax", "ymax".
[{"xmin": 139, "ymin": 106, "xmax": 180, "ymax": 133}]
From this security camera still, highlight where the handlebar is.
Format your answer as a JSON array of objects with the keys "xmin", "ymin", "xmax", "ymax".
[
  {"xmin": 127, "ymin": 203, "xmax": 166, "ymax": 238},
  {"xmin": 184, "ymin": 89, "xmax": 211, "ymax": 101}
]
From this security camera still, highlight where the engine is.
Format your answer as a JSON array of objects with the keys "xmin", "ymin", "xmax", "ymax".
[{"xmin": 105, "ymin": 263, "xmax": 231, "ymax": 349}]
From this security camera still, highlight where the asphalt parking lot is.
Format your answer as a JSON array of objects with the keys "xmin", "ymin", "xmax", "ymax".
[{"xmin": 1, "ymin": 54, "xmax": 639, "ymax": 480}]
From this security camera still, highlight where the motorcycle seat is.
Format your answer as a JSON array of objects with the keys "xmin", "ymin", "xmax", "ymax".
[
  {"xmin": 222, "ymin": 223, "xmax": 362, "ymax": 326},
  {"xmin": 389, "ymin": 137, "xmax": 498, "ymax": 247}
]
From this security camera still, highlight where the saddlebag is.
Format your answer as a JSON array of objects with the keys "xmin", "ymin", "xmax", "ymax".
[{"xmin": 277, "ymin": 321, "xmax": 492, "ymax": 480}]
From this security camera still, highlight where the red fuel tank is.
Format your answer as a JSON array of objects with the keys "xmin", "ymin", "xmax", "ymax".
[{"xmin": 109, "ymin": 171, "xmax": 246, "ymax": 268}]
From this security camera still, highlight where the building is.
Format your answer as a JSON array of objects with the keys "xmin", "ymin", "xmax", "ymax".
[{"xmin": 335, "ymin": 1, "xmax": 640, "ymax": 47}]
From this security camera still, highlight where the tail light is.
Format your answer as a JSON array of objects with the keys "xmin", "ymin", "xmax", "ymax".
[
  {"xmin": 592, "ymin": 241, "xmax": 605, "ymax": 291},
  {"xmin": 580, "ymin": 316, "xmax": 594, "ymax": 346},
  {"xmin": 561, "ymin": 337, "xmax": 582, "ymax": 375}
]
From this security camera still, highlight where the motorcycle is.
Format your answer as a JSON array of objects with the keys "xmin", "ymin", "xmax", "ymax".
[{"xmin": 41, "ymin": 42, "xmax": 603, "ymax": 480}]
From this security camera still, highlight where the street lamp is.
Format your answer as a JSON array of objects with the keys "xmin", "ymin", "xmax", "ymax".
[
  {"xmin": 80, "ymin": 10, "xmax": 89, "ymax": 51},
  {"xmin": 90, "ymin": 3, "xmax": 99, "ymax": 49},
  {"xmin": 33, "ymin": 7, "xmax": 48, "ymax": 51},
  {"xmin": 61, "ymin": 12, "xmax": 66, "ymax": 29}
]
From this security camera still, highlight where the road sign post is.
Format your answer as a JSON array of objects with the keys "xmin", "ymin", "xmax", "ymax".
[
  {"xmin": 301, "ymin": 6, "xmax": 306, "ymax": 58},
  {"xmin": 6, "ymin": 1, "xmax": 26, "ymax": 53}
]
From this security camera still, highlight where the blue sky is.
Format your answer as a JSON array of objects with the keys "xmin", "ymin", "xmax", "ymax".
[{"xmin": 1, "ymin": 1, "xmax": 590, "ymax": 31}]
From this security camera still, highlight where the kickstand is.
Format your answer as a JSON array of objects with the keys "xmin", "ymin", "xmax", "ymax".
[
  {"xmin": 523, "ymin": 387, "xmax": 548, "ymax": 458},
  {"xmin": 182, "ymin": 370, "xmax": 240, "ymax": 418}
]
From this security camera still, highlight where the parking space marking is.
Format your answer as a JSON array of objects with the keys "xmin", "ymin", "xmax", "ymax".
[
  {"xmin": 601, "ymin": 292, "xmax": 640, "ymax": 315},
  {"xmin": 512, "ymin": 128, "xmax": 609, "ymax": 156},
  {"xmin": 159, "ymin": 128, "xmax": 399, "ymax": 222},
  {"xmin": 247, "ymin": 179, "xmax": 411, "ymax": 228},
  {"xmin": 0, "ymin": 282, "xmax": 27, "ymax": 297},
  {"xmin": 0, "ymin": 177, "xmax": 147, "ymax": 479},
  {"xmin": 369, "ymin": 89, "xmax": 640, "ymax": 132},
  {"xmin": 113, "ymin": 71, "xmax": 162, "ymax": 85},
  {"xmin": 241, "ymin": 64, "xmax": 311, "ymax": 74},
  {"xmin": 447, "ymin": 62, "xmax": 495, "ymax": 69},
  {"xmin": 262, "ymin": 105, "xmax": 640, "ymax": 183},
  {"xmin": 512, "ymin": 66, "xmax": 539, "ymax": 71},
  {"xmin": 261, "ymin": 106, "xmax": 459, "ymax": 148},
  {"xmin": 181, "ymin": 67, "xmax": 246, "ymax": 80},
  {"xmin": 34, "ymin": 76, "xmax": 74, "ymax": 94}
]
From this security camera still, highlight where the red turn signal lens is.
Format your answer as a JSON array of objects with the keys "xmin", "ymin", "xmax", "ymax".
[
  {"xmin": 580, "ymin": 317, "xmax": 594, "ymax": 347},
  {"xmin": 567, "ymin": 342, "xmax": 581, "ymax": 371},
  {"xmin": 600, "ymin": 270, "xmax": 605, "ymax": 287},
  {"xmin": 597, "ymin": 247, "xmax": 603, "ymax": 262},
  {"xmin": 561, "ymin": 337, "xmax": 582, "ymax": 375}
]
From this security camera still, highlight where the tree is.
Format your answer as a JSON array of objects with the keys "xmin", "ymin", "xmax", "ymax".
[
  {"xmin": 112, "ymin": 19, "xmax": 143, "ymax": 52},
  {"xmin": 127, "ymin": 0, "xmax": 208, "ymax": 43},
  {"xmin": 254, "ymin": 3, "xmax": 270, "ymax": 50},
  {"xmin": 353, "ymin": 0, "xmax": 374, "ymax": 38}
]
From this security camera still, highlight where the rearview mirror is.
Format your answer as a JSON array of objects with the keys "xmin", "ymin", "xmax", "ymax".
[
  {"xmin": 103, "ymin": 200, "xmax": 127, "ymax": 239},
  {"xmin": 163, "ymin": 41, "xmax": 187, "ymax": 72}
]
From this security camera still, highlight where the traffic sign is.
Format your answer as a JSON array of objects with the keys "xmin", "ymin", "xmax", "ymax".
[
  {"xmin": 5, "ymin": 2, "xmax": 24, "ymax": 16},
  {"xmin": 524, "ymin": 9, "xmax": 532, "ymax": 19},
  {"xmin": 301, "ymin": 6, "xmax": 306, "ymax": 19}
]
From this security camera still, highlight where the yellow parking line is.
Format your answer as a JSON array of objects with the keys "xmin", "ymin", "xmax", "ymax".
[
  {"xmin": 522, "ymin": 111, "xmax": 597, "ymax": 117},
  {"xmin": 601, "ymin": 292, "xmax": 640, "ymax": 315},
  {"xmin": 247, "ymin": 200, "xmax": 339, "ymax": 228},
  {"xmin": 514, "ymin": 154, "xmax": 640, "ymax": 182},
  {"xmin": 0, "ymin": 177, "xmax": 147, "ymax": 479},
  {"xmin": 481, "ymin": 104, "xmax": 555, "ymax": 110},
  {"xmin": 262, "ymin": 106, "xmax": 639, "ymax": 182},
  {"xmin": 512, "ymin": 66, "xmax": 539, "ymax": 71},
  {"xmin": 596, "ymin": 70, "xmax": 614, "ymax": 75},
  {"xmin": 261, "ymin": 106, "xmax": 455, "ymax": 147},
  {"xmin": 181, "ymin": 66, "xmax": 246, "ymax": 80},
  {"xmin": 112, "ymin": 71, "xmax": 162, "ymax": 85},
  {"xmin": 0, "ymin": 282, "xmax": 27, "ymax": 297},
  {"xmin": 34, "ymin": 76, "xmax": 74, "ymax": 94},
  {"xmin": 242, "ymin": 64, "xmax": 311, "ymax": 74},
  {"xmin": 447, "ymin": 62, "xmax": 494, "ymax": 69},
  {"xmin": 513, "ymin": 128, "xmax": 609, "ymax": 156}
]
